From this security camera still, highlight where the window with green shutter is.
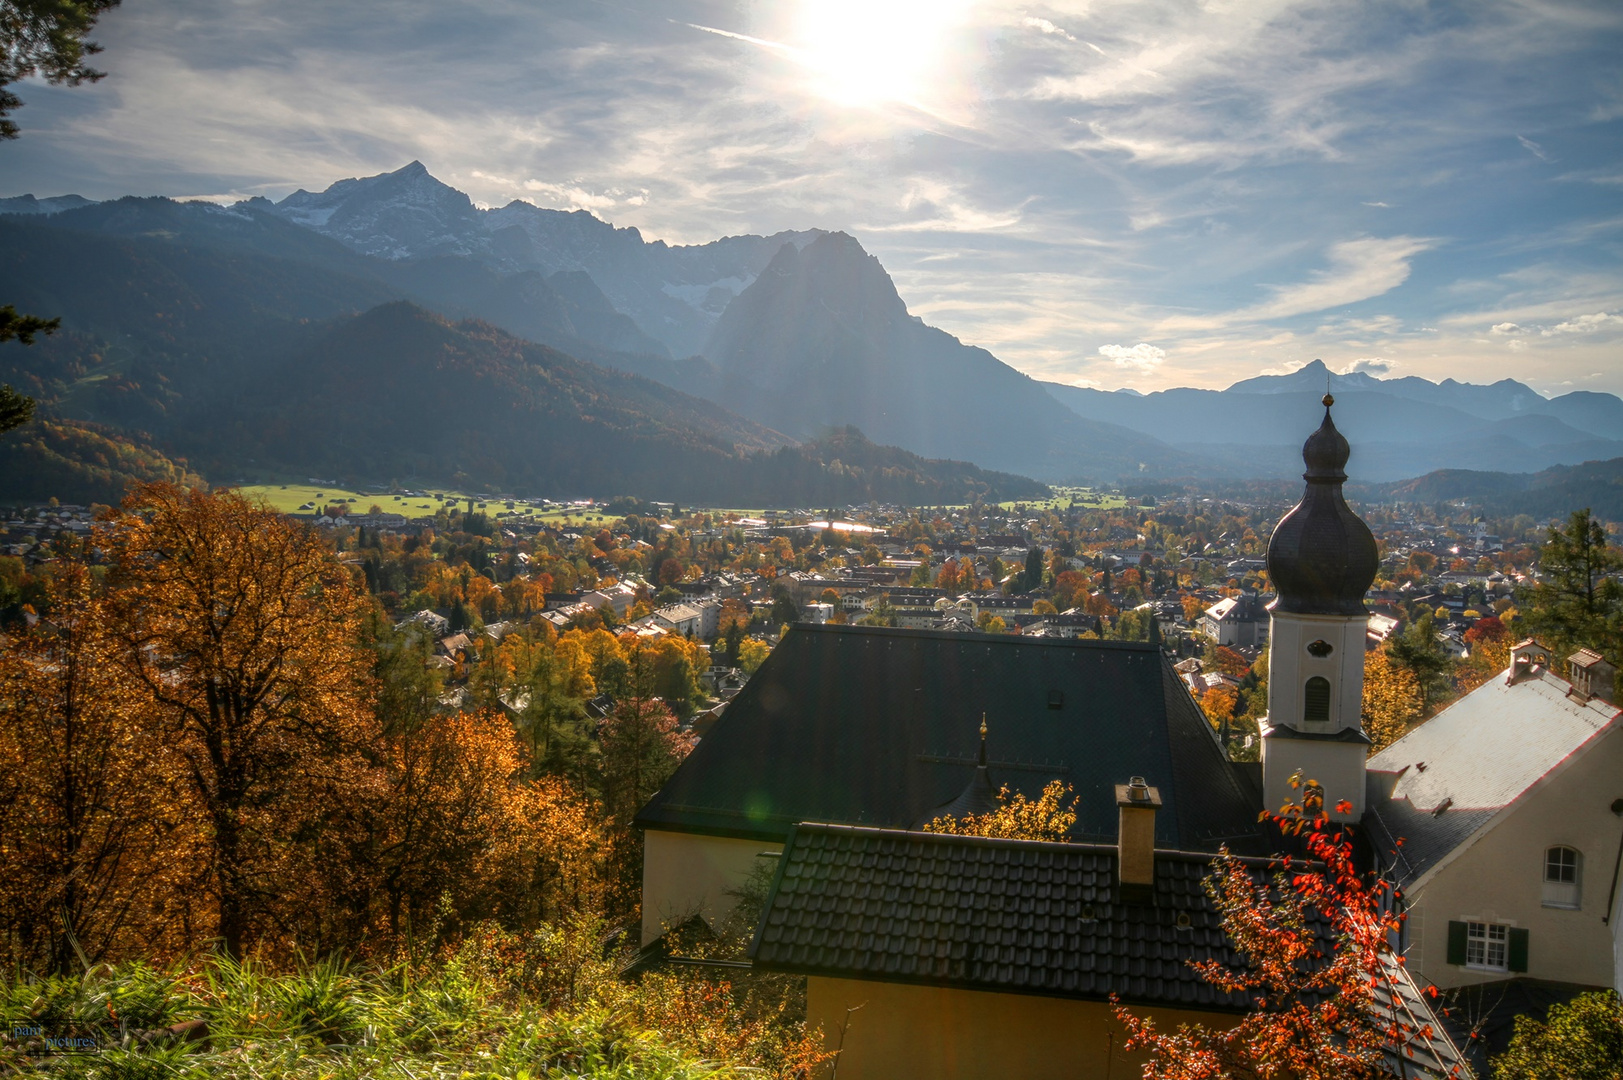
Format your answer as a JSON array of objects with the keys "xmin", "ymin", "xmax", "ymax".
[
  {"xmin": 1447, "ymin": 920, "xmax": 1467, "ymax": 966},
  {"xmin": 1508, "ymin": 927, "xmax": 1529, "ymax": 972}
]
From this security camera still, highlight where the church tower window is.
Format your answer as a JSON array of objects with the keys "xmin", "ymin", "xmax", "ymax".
[{"xmin": 1303, "ymin": 677, "xmax": 1331, "ymax": 724}]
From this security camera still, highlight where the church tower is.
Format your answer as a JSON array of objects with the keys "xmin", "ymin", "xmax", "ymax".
[{"xmin": 1260, "ymin": 395, "xmax": 1379, "ymax": 823}]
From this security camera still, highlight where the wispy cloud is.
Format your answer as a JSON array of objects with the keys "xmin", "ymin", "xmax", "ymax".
[
  {"xmin": 1234, "ymin": 236, "xmax": 1434, "ymax": 322},
  {"xmin": 1516, "ymin": 134, "xmax": 1552, "ymax": 162}
]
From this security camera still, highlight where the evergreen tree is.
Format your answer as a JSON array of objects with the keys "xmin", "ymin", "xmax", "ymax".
[
  {"xmin": 1385, "ymin": 612, "xmax": 1453, "ymax": 715},
  {"xmin": 1021, "ymin": 547, "xmax": 1043, "ymax": 592},
  {"xmin": 0, "ymin": 381, "xmax": 37, "ymax": 436},
  {"xmin": 1525, "ymin": 509, "xmax": 1623, "ymax": 661}
]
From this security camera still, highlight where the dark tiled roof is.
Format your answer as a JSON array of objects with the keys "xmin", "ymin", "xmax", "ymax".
[
  {"xmin": 637, "ymin": 624, "xmax": 1265, "ymax": 850},
  {"xmin": 750, "ymin": 823, "xmax": 1267, "ymax": 1010},
  {"xmin": 751, "ymin": 824, "xmax": 1470, "ymax": 1077}
]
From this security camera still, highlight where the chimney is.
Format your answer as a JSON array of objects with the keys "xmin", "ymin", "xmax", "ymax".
[
  {"xmin": 1568, "ymin": 650, "xmax": 1616, "ymax": 705},
  {"xmin": 1116, "ymin": 776, "xmax": 1162, "ymax": 904}
]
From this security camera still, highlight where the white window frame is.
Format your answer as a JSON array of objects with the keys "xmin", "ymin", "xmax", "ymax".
[
  {"xmin": 1543, "ymin": 846, "xmax": 1582, "ymax": 910},
  {"xmin": 1465, "ymin": 921, "xmax": 1509, "ymax": 972}
]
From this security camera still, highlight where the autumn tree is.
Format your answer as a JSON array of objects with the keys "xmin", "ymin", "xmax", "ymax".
[
  {"xmin": 1201, "ymin": 684, "xmax": 1240, "ymax": 731},
  {"xmin": 1361, "ymin": 651, "xmax": 1423, "ymax": 754},
  {"xmin": 1525, "ymin": 509, "xmax": 1623, "ymax": 661},
  {"xmin": 0, "ymin": 565, "xmax": 182, "ymax": 970},
  {"xmin": 923, "ymin": 780, "xmax": 1077, "ymax": 842},
  {"xmin": 1116, "ymin": 783, "xmax": 1465, "ymax": 1079},
  {"xmin": 371, "ymin": 708, "xmax": 608, "ymax": 946},
  {"xmin": 101, "ymin": 484, "xmax": 379, "ymax": 956}
]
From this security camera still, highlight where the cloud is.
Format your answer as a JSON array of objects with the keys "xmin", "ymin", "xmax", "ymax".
[
  {"xmin": 1516, "ymin": 134, "xmax": 1552, "ymax": 162},
  {"xmin": 1543, "ymin": 311, "xmax": 1623, "ymax": 335},
  {"xmin": 1362, "ymin": 201, "xmax": 1391, "ymax": 208},
  {"xmin": 1491, "ymin": 322, "xmax": 1522, "ymax": 334},
  {"xmin": 1237, "ymin": 236, "xmax": 1434, "ymax": 321},
  {"xmin": 1022, "ymin": 17, "xmax": 1075, "ymax": 42},
  {"xmin": 1098, "ymin": 343, "xmax": 1166, "ymax": 368},
  {"xmin": 1341, "ymin": 358, "xmax": 1393, "ymax": 375}
]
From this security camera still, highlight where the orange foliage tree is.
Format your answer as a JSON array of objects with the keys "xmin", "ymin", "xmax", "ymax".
[
  {"xmin": 0, "ymin": 565, "xmax": 183, "ymax": 969},
  {"xmin": 374, "ymin": 709, "xmax": 608, "ymax": 942},
  {"xmin": 1200, "ymin": 684, "xmax": 1240, "ymax": 730},
  {"xmin": 1116, "ymin": 784, "xmax": 1466, "ymax": 1079},
  {"xmin": 100, "ymin": 484, "xmax": 381, "ymax": 956}
]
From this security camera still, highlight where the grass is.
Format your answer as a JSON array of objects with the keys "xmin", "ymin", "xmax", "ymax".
[
  {"xmin": 1, "ymin": 952, "xmax": 736, "ymax": 1079},
  {"xmin": 991, "ymin": 486, "xmax": 1130, "ymax": 512},
  {"xmin": 231, "ymin": 484, "xmax": 612, "ymax": 524}
]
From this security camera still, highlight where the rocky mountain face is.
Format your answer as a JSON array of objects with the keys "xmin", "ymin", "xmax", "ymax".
[
  {"xmin": 267, "ymin": 162, "xmax": 820, "ymax": 358},
  {"xmin": 1044, "ymin": 359, "xmax": 1623, "ymax": 483},
  {"xmin": 704, "ymin": 232, "xmax": 1195, "ymax": 481}
]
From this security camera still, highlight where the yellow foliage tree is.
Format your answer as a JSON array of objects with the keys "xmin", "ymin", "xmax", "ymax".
[
  {"xmin": 738, "ymin": 638, "xmax": 771, "ymax": 674},
  {"xmin": 923, "ymin": 780, "xmax": 1078, "ymax": 842},
  {"xmin": 1362, "ymin": 651, "xmax": 1423, "ymax": 754}
]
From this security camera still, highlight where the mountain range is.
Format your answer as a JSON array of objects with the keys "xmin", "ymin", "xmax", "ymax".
[
  {"xmin": 3, "ymin": 162, "xmax": 1621, "ymax": 500},
  {"xmin": 1042, "ymin": 360, "xmax": 1623, "ymax": 481}
]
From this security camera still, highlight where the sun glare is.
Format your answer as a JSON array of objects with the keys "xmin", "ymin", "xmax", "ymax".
[{"xmin": 791, "ymin": 0, "xmax": 971, "ymax": 108}]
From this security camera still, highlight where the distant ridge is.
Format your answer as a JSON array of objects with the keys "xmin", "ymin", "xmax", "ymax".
[
  {"xmin": 1359, "ymin": 457, "xmax": 1623, "ymax": 520},
  {"xmin": 1043, "ymin": 359, "xmax": 1623, "ymax": 483}
]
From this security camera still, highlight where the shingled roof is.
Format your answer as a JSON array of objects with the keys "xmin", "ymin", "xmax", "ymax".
[
  {"xmin": 750, "ymin": 823, "xmax": 1260, "ymax": 1009},
  {"xmin": 1365, "ymin": 664, "xmax": 1621, "ymax": 887},
  {"xmin": 636, "ymin": 624, "xmax": 1265, "ymax": 850},
  {"xmin": 750, "ymin": 824, "xmax": 1468, "ymax": 1078}
]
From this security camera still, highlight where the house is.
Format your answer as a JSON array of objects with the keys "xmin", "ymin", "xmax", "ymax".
[
  {"xmin": 1027, "ymin": 611, "xmax": 1103, "ymax": 639},
  {"xmin": 635, "ymin": 627, "xmax": 1267, "ymax": 944},
  {"xmin": 436, "ymin": 632, "xmax": 471, "ymax": 658},
  {"xmin": 1365, "ymin": 641, "xmax": 1623, "ymax": 992},
  {"xmin": 751, "ymin": 819, "xmax": 1466, "ymax": 1080},
  {"xmin": 1198, "ymin": 593, "xmax": 1268, "ymax": 647},
  {"xmin": 583, "ymin": 582, "xmax": 637, "ymax": 618},
  {"xmin": 653, "ymin": 602, "xmax": 705, "ymax": 637}
]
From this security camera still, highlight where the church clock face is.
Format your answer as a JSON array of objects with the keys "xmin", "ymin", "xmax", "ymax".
[{"xmin": 1306, "ymin": 639, "xmax": 1334, "ymax": 658}]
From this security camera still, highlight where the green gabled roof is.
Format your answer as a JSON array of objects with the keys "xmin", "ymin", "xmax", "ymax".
[{"xmin": 636, "ymin": 624, "xmax": 1265, "ymax": 851}]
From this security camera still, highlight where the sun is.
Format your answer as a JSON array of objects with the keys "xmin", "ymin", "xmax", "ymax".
[{"xmin": 790, "ymin": 0, "xmax": 972, "ymax": 108}]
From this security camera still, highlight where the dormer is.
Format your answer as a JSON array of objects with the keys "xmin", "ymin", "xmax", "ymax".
[{"xmin": 1509, "ymin": 639, "xmax": 1552, "ymax": 683}]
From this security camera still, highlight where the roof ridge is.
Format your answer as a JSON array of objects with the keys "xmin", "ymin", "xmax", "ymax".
[
  {"xmin": 791, "ymin": 821, "xmax": 1294, "ymax": 869},
  {"xmin": 793, "ymin": 621, "xmax": 1161, "ymax": 651}
]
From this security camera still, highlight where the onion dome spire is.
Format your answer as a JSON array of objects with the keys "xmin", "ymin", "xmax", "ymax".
[{"xmin": 1265, "ymin": 393, "xmax": 1378, "ymax": 616}]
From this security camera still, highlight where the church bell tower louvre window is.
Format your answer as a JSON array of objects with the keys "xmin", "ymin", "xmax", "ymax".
[{"xmin": 1303, "ymin": 677, "xmax": 1331, "ymax": 724}]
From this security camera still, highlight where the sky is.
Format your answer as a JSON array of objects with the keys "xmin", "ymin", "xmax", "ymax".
[{"xmin": 3, "ymin": 0, "xmax": 1621, "ymax": 396}]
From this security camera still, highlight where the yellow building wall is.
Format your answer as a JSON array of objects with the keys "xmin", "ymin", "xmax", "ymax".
[
  {"xmin": 807, "ymin": 975, "xmax": 1236, "ymax": 1080},
  {"xmin": 640, "ymin": 828, "xmax": 782, "ymax": 944},
  {"xmin": 1406, "ymin": 722, "xmax": 1623, "ymax": 990}
]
